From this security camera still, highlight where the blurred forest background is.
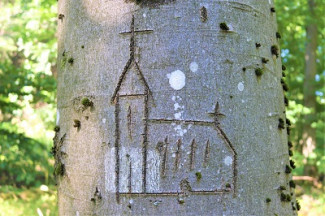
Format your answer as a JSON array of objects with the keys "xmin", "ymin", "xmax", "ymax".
[{"xmin": 0, "ymin": 0, "xmax": 324, "ymax": 215}]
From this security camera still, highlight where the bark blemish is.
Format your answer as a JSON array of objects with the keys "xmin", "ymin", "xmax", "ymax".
[
  {"xmin": 284, "ymin": 96, "xmax": 289, "ymax": 106},
  {"xmin": 276, "ymin": 32, "xmax": 281, "ymax": 39},
  {"xmin": 190, "ymin": 62, "xmax": 198, "ymax": 73},
  {"xmin": 255, "ymin": 68, "xmax": 264, "ymax": 77},
  {"xmin": 58, "ymin": 14, "xmax": 64, "ymax": 21},
  {"xmin": 237, "ymin": 82, "xmax": 244, "ymax": 91},
  {"xmin": 91, "ymin": 187, "xmax": 102, "ymax": 203},
  {"xmin": 81, "ymin": 97, "xmax": 93, "ymax": 108},
  {"xmin": 271, "ymin": 45, "xmax": 279, "ymax": 58},
  {"xmin": 200, "ymin": 6, "xmax": 208, "ymax": 22},
  {"xmin": 219, "ymin": 22, "xmax": 230, "ymax": 31},
  {"xmin": 52, "ymin": 133, "xmax": 66, "ymax": 179},
  {"xmin": 195, "ymin": 172, "xmax": 202, "ymax": 181},
  {"xmin": 278, "ymin": 118, "xmax": 285, "ymax": 129},
  {"xmin": 261, "ymin": 57, "xmax": 269, "ymax": 64},
  {"xmin": 68, "ymin": 57, "xmax": 74, "ymax": 65},
  {"xmin": 73, "ymin": 119, "xmax": 81, "ymax": 130},
  {"xmin": 54, "ymin": 126, "xmax": 60, "ymax": 132}
]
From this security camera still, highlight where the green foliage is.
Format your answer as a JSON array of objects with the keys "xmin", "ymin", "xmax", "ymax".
[
  {"xmin": 276, "ymin": 0, "xmax": 325, "ymax": 175},
  {"xmin": 0, "ymin": 185, "xmax": 57, "ymax": 216},
  {"xmin": 0, "ymin": 0, "xmax": 57, "ymax": 186}
]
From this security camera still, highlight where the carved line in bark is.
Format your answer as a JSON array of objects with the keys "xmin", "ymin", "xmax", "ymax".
[
  {"xmin": 217, "ymin": 1, "xmax": 265, "ymax": 16},
  {"xmin": 174, "ymin": 139, "xmax": 182, "ymax": 171},
  {"xmin": 127, "ymin": 105, "xmax": 132, "ymax": 140},
  {"xmin": 127, "ymin": 155, "xmax": 132, "ymax": 193},
  {"xmin": 189, "ymin": 139, "xmax": 197, "ymax": 171},
  {"xmin": 114, "ymin": 95, "xmax": 120, "ymax": 202},
  {"xmin": 142, "ymin": 89, "xmax": 149, "ymax": 192},
  {"xmin": 203, "ymin": 139, "xmax": 210, "ymax": 167},
  {"xmin": 215, "ymin": 124, "xmax": 238, "ymax": 195},
  {"xmin": 119, "ymin": 190, "xmax": 231, "ymax": 196},
  {"xmin": 111, "ymin": 16, "xmax": 153, "ymax": 104},
  {"xmin": 162, "ymin": 136, "xmax": 169, "ymax": 177}
]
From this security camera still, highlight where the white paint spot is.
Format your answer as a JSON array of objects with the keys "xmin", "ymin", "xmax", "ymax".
[
  {"xmin": 238, "ymin": 82, "xmax": 244, "ymax": 91},
  {"xmin": 76, "ymin": 211, "xmax": 79, "ymax": 216},
  {"xmin": 167, "ymin": 70, "xmax": 186, "ymax": 90},
  {"xmin": 147, "ymin": 150, "xmax": 160, "ymax": 192},
  {"xmin": 172, "ymin": 153, "xmax": 176, "ymax": 158},
  {"xmin": 119, "ymin": 147, "xmax": 142, "ymax": 193},
  {"xmin": 268, "ymin": 0, "xmax": 271, "ymax": 4},
  {"xmin": 224, "ymin": 156, "xmax": 233, "ymax": 166},
  {"xmin": 174, "ymin": 112, "xmax": 183, "ymax": 120},
  {"xmin": 172, "ymin": 96, "xmax": 176, "ymax": 101},
  {"xmin": 190, "ymin": 62, "xmax": 198, "ymax": 72},
  {"xmin": 173, "ymin": 124, "xmax": 187, "ymax": 137},
  {"xmin": 102, "ymin": 118, "xmax": 106, "ymax": 124},
  {"xmin": 129, "ymin": 199, "xmax": 134, "ymax": 204},
  {"xmin": 241, "ymin": 99, "xmax": 245, "ymax": 103},
  {"xmin": 143, "ymin": 13, "xmax": 146, "ymax": 18},
  {"xmin": 105, "ymin": 147, "xmax": 116, "ymax": 192},
  {"xmin": 56, "ymin": 110, "xmax": 60, "ymax": 125},
  {"xmin": 174, "ymin": 103, "xmax": 181, "ymax": 110}
]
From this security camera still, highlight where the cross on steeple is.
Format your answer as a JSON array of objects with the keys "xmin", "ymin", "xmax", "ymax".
[
  {"xmin": 119, "ymin": 16, "xmax": 153, "ymax": 58},
  {"xmin": 208, "ymin": 102, "xmax": 225, "ymax": 123}
]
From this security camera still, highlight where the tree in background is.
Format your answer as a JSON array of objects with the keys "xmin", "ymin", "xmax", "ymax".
[
  {"xmin": 57, "ymin": 0, "xmax": 298, "ymax": 214},
  {"xmin": 276, "ymin": 0, "xmax": 324, "ymax": 180},
  {"xmin": 302, "ymin": 0, "xmax": 318, "ymax": 175},
  {"xmin": 0, "ymin": 0, "xmax": 57, "ymax": 186}
]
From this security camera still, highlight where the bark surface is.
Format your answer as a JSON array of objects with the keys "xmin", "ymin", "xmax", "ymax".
[{"xmin": 57, "ymin": 0, "xmax": 296, "ymax": 215}]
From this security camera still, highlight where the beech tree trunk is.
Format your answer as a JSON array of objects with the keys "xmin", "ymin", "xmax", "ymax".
[{"xmin": 56, "ymin": 0, "xmax": 297, "ymax": 215}]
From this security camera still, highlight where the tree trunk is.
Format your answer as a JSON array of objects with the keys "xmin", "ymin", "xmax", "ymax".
[
  {"xmin": 56, "ymin": 0, "xmax": 297, "ymax": 215},
  {"xmin": 302, "ymin": 0, "xmax": 317, "ymax": 170}
]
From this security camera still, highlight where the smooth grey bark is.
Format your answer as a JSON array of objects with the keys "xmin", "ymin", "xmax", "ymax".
[{"xmin": 56, "ymin": 0, "xmax": 297, "ymax": 215}]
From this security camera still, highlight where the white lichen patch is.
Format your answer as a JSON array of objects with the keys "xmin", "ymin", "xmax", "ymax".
[
  {"xmin": 174, "ymin": 111, "xmax": 183, "ymax": 120},
  {"xmin": 238, "ymin": 82, "xmax": 244, "ymax": 92},
  {"xmin": 167, "ymin": 70, "xmax": 186, "ymax": 90},
  {"xmin": 174, "ymin": 103, "xmax": 181, "ymax": 110},
  {"xmin": 173, "ymin": 124, "xmax": 187, "ymax": 137},
  {"xmin": 190, "ymin": 62, "xmax": 198, "ymax": 73},
  {"xmin": 224, "ymin": 156, "xmax": 233, "ymax": 166}
]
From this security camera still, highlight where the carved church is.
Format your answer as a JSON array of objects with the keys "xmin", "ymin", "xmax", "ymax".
[{"xmin": 109, "ymin": 16, "xmax": 236, "ymax": 197}]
